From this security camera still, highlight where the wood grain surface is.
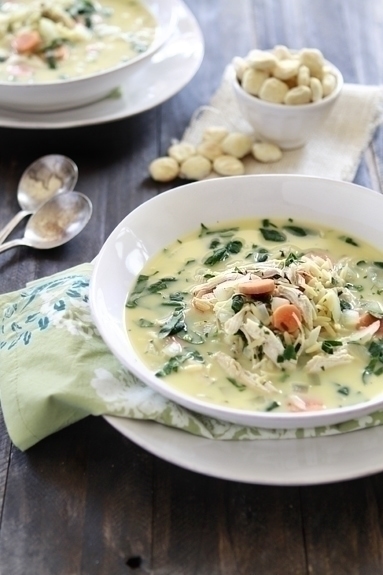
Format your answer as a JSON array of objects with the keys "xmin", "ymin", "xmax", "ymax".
[{"xmin": 1, "ymin": 1, "xmax": 383, "ymax": 573}]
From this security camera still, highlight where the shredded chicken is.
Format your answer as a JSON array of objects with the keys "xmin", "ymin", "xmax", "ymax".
[
  {"xmin": 306, "ymin": 348, "xmax": 354, "ymax": 373},
  {"xmin": 188, "ymin": 248, "xmax": 381, "ymax": 395},
  {"xmin": 214, "ymin": 351, "xmax": 275, "ymax": 392}
]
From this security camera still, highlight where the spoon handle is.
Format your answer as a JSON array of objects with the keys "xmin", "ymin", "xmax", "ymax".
[
  {"xmin": 0, "ymin": 210, "xmax": 32, "ymax": 244},
  {"xmin": 0, "ymin": 238, "xmax": 25, "ymax": 253}
]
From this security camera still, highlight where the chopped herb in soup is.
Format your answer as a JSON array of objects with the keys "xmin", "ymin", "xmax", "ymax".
[
  {"xmin": 0, "ymin": 0, "xmax": 157, "ymax": 82},
  {"xmin": 124, "ymin": 218, "xmax": 383, "ymax": 413}
]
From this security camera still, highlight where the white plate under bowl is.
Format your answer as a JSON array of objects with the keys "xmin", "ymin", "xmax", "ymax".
[
  {"xmin": 90, "ymin": 175, "xmax": 383, "ymax": 430},
  {"xmin": 0, "ymin": 0, "xmax": 204, "ymax": 128},
  {"xmin": 105, "ymin": 415, "xmax": 383, "ymax": 485}
]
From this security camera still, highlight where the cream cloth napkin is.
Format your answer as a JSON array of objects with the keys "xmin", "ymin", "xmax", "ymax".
[{"xmin": 181, "ymin": 66, "xmax": 383, "ymax": 182}]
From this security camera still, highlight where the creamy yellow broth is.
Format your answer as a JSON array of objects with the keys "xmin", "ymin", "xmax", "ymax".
[
  {"xmin": 0, "ymin": 0, "xmax": 157, "ymax": 82},
  {"xmin": 125, "ymin": 218, "xmax": 383, "ymax": 414}
]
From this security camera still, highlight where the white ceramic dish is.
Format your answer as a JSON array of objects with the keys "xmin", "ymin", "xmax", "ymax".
[
  {"xmin": 0, "ymin": 0, "xmax": 203, "ymax": 128},
  {"xmin": 90, "ymin": 175, "xmax": 383, "ymax": 430},
  {"xmin": 232, "ymin": 61, "xmax": 343, "ymax": 149},
  {"xmin": 0, "ymin": 0, "xmax": 178, "ymax": 112},
  {"xmin": 105, "ymin": 415, "xmax": 383, "ymax": 485}
]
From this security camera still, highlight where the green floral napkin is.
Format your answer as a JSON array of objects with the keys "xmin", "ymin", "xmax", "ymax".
[{"xmin": 1, "ymin": 263, "xmax": 383, "ymax": 451}]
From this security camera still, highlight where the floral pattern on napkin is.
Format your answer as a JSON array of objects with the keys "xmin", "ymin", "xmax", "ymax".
[{"xmin": 1, "ymin": 264, "xmax": 383, "ymax": 451}]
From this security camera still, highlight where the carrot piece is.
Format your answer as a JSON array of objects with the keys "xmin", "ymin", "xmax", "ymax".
[
  {"xmin": 237, "ymin": 278, "xmax": 275, "ymax": 295},
  {"xmin": 358, "ymin": 312, "xmax": 383, "ymax": 334},
  {"xmin": 288, "ymin": 395, "xmax": 325, "ymax": 412},
  {"xmin": 358, "ymin": 312, "xmax": 377, "ymax": 328},
  {"xmin": 12, "ymin": 30, "xmax": 41, "ymax": 54},
  {"xmin": 272, "ymin": 303, "xmax": 302, "ymax": 333}
]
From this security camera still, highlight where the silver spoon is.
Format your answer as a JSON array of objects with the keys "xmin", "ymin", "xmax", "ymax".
[
  {"xmin": 0, "ymin": 191, "xmax": 92, "ymax": 254},
  {"xmin": 0, "ymin": 154, "xmax": 78, "ymax": 244}
]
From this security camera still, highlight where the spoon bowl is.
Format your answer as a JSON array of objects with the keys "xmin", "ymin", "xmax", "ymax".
[
  {"xmin": 0, "ymin": 155, "xmax": 78, "ymax": 244},
  {"xmin": 0, "ymin": 191, "xmax": 92, "ymax": 253},
  {"xmin": 17, "ymin": 155, "xmax": 79, "ymax": 213}
]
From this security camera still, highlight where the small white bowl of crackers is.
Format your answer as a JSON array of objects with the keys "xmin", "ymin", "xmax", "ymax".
[{"xmin": 232, "ymin": 45, "xmax": 343, "ymax": 149}]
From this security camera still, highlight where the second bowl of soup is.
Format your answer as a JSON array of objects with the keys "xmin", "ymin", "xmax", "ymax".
[{"xmin": 0, "ymin": 0, "xmax": 177, "ymax": 111}]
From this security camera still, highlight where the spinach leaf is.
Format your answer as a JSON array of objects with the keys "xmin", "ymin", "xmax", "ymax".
[
  {"xmin": 265, "ymin": 401, "xmax": 281, "ymax": 411},
  {"xmin": 177, "ymin": 330, "xmax": 205, "ymax": 344},
  {"xmin": 161, "ymin": 300, "xmax": 186, "ymax": 307},
  {"xmin": 227, "ymin": 377, "xmax": 246, "ymax": 391},
  {"xmin": 158, "ymin": 309, "xmax": 186, "ymax": 338},
  {"xmin": 126, "ymin": 275, "xmax": 176, "ymax": 308},
  {"xmin": 339, "ymin": 235, "xmax": 359, "ymax": 247},
  {"xmin": 283, "ymin": 225, "xmax": 309, "ymax": 237},
  {"xmin": 226, "ymin": 240, "xmax": 242, "ymax": 253},
  {"xmin": 129, "ymin": 274, "xmax": 149, "ymax": 296},
  {"xmin": 255, "ymin": 247, "xmax": 269, "ymax": 262},
  {"xmin": 169, "ymin": 292, "xmax": 185, "ymax": 301},
  {"xmin": 337, "ymin": 386, "xmax": 350, "ymax": 396},
  {"xmin": 204, "ymin": 240, "xmax": 243, "ymax": 266},
  {"xmin": 277, "ymin": 344, "xmax": 297, "ymax": 362},
  {"xmin": 367, "ymin": 340, "xmax": 383, "ymax": 359},
  {"xmin": 345, "ymin": 282, "xmax": 364, "ymax": 292},
  {"xmin": 46, "ymin": 55, "xmax": 58, "ymax": 69},
  {"xmin": 285, "ymin": 252, "xmax": 299, "ymax": 266},
  {"xmin": 321, "ymin": 340, "xmax": 343, "ymax": 354},
  {"xmin": 261, "ymin": 219, "xmax": 278, "ymax": 228},
  {"xmin": 156, "ymin": 350, "xmax": 204, "ymax": 377},
  {"xmin": 363, "ymin": 339, "xmax": 383, "ymax": 383},
  {"xmin": 68, "ymin": 0, "xmax": 96, "ymax": 17},
  {"xmin": 158, "ymin": 308, "xmax": 204, "ymax": 344},
  {"xmin": 260, "ymin": 228, "xmax": 287, "ymax": 242},
  {"xmin": 204, "ymin": 246, "xmax": 227, "ymax": 266},
  {"xmin": 147, "ymin": 278, "xmax": 176, "ymax": 293},
  {"xmin": 44, "ymin": 39, "xmax": 67, "ymax": 51},
  {"xmin": 231, "ymin": 294, "xmax": 246, "ymax": 313},
  {"xmin": 199, "ymin": 223, "xmax": 239, "ymax": 237},
  {"xmin": 247, "ymin": 246, "xmax": 269, "ymax": 262},
  {"xmin": 126, "ymin": 275, "xmax": 149, "ymax": 307},
  {"xmin": 257, "ymin": 252, "xmax": 268, "ymax": 262}
]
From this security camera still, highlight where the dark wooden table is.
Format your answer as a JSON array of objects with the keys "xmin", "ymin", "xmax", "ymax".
[{"xmin": 1, "ymin": 1, "xmax": 383, "ymax": 573}]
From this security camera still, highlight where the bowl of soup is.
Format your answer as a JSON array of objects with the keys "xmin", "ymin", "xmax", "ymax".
[
  {"xmin": 0, "ymin": 0, "xmax": 177, "ymax": 112},
  {"xmin": 90, "ymin": 174, "xmax": 383, "ymax": 429}
]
